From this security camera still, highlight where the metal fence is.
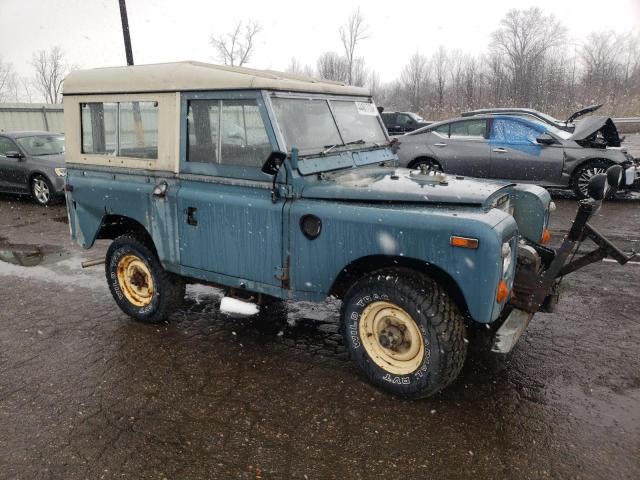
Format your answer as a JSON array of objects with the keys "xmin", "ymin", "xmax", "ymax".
[{"xmin": 0, "ymin": 103, "xmax": 64, "ymax": 133}]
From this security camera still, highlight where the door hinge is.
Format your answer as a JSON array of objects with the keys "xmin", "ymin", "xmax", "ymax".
[{"xmin": 274, "ymin": 257, "xmax": 290, "ymax": 289}]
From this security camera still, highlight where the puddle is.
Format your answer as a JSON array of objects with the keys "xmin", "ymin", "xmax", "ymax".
[
  {"xmin": 0, "ymin": 237, "xmax": 69, "ymax": 267},
  {"xmin": 0, "ymin": 246, "xmax": 43, "ymax": 266}
]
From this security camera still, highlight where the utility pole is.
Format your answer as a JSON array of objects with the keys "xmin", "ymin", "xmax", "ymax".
[{"xmin": 118, "ymin": 0, "xmax": 134, "ymax": 66}]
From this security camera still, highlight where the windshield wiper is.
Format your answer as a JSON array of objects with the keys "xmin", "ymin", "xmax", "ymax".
[{"xmin": 321, "ymin": 139, "xmax": 366, "ymax": 155}]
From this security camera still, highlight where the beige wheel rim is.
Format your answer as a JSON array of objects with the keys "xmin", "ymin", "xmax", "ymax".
[
  {"xmin": 359, "ymin": 301, "xmax": 425, "ymax": 375},
  {"xmin": 116, "ymin": 254, "xmax": 154, "ymax": 307}
]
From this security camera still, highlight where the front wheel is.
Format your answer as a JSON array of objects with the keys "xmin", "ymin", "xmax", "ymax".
[
  {"xmin": 571, "ymin": 160, "xmax": 613, "ymax": 199},
  {"xmin": 340, "ymin": 270, "xmax": 467, "ymax": 399},
  {"xmin": 30, "ymin": 174, "xmax": 54, "ymax": 206},
  {"xmin": 105, "ymin": 235, "xmax": 185, "ymax": 323}
]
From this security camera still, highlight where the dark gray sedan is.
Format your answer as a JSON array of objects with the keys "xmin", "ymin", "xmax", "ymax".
[
  {"xmin": 0, "ymin": 131, "xmax": 66, "ymax": 205},
  {"xmin": 395, "ymin": 114, "xmax": 639, "ymax": 198}
]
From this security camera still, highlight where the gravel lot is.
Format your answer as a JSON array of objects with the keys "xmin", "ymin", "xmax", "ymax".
[{"xmin": 0, "ymin": 191, "xmax": 638, "ymax": 479}]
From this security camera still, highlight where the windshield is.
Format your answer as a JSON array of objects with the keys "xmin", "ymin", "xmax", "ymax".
[
  {"xmin": 271, "ymin": 97, "xmax": 387, "ymax": 154},
  {"xmin": 407, "ymin": 112, "xmax": 425, "ymax": 122},
  {"xmin": 16, "ymin": 135, "xmax": 65, "ymax": 156}
]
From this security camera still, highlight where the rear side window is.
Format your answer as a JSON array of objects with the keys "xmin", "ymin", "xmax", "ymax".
[
  {"xmin": 187, "ymin": 98, "xmax": 271, "ymax": 168},
  {"xmin": 81, "ymin": 103, "xmax": 117, "ymax": 155},
  {"xmin": 118, "ymin": 102, "xmax": 159, "ymax": 158},
  {"xmin": 491, "ymin": 118, "xmax": 542, "ymax": 144},
  {"xmin": 80, "ymin": 101, "xmax": 158, "ymax": 158},
  {"xmin": 449, "ymin": 119, "xmax": 487, "ymax": 138}
]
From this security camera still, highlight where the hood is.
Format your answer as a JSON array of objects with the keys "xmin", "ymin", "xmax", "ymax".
[
  {"xmin": 300, "ymin": 166, "xmax": 512, "ymax": 206},
  {"xmin": 29, "ymin": 153, "xmax": 66, "ymax": 167},
  {"xmin": 568, "ymin": 116, "xmax": 620, "ymax": 148},
  {"xmin": 566, "ymin": 103, "xmax": 602, "ymax": 123}
]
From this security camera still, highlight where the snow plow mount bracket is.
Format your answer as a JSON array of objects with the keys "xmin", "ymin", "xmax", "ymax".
[{"xmin": 510, "ymin": 199, "xmax": 636, "ymax": 314}]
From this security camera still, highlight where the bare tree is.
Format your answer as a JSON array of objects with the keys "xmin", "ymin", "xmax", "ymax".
[
  {"xmin": 210, "ymin": 21, "xmax": 262, "ymax": 67},
  {"xmin": 340, "ymin": 7, "xmax": 370, "ymax": 85},
  {"xmin": 431, "ymin": 46, "xmax": 448, "ymax": 115},
  {"xmin": 0, "ymin": 57, "xmax": 18, "ymax": 102},
  {"xmin": 285, "ymin": 57, "xmax": 315, "ymax": 77},
  {"xmin": 31, "ymin": 47, "xmax": 69, "ymax": 104},
  {"xmin": 490, "ymin": 7, "xmax": 567, "ymax": 105},
  {"xmin": 316, "ymin": 52, "xmax": 349, "ymax": 83},
  {"xmin": 400, "ymin": 52, "xmax": 429, "ymax": 113}
]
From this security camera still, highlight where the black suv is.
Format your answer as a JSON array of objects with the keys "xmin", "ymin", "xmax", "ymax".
[{"xmin": 381, "ymin": 111, "xmax": 431, "ymax": 135}]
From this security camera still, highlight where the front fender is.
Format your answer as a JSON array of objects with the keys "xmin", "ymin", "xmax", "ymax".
[{"xmin": 290, "ymin": 200, "xmax": 517, "ymax": 324}]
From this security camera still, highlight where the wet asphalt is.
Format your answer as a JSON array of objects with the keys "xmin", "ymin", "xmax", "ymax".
[{"xmin": 0, "ymin": 190, "xmax": 638, "ymax": 480}]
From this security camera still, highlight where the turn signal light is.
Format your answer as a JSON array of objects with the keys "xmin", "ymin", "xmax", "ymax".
[
  {"xmin": 496, "ymin": 280, "xmax": 509, "ymax": 303},
  {"xmin": 450, "ymin": 236, "xmax": 479, "ymax": 249},
  {"xmin": 540, "ymin": 229, "xmax": 551, "ymax": 245}
]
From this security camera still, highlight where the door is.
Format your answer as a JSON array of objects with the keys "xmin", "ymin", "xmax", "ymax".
[
  {"xmin": 0, "ymin": 136, "xmax": 26, "ymax": 192},
  {"xmin": 489, "ymin": 117, "xmax": 564, "ymax": 183},
  {"xmin": 177, "ymin": 93, "xmax": 285, "ymax": 288},
  {"xmin": 428, "ymin": 119, "xmax": 491, "ymax": 177}
]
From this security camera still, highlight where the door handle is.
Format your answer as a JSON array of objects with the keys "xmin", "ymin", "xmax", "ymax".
[
  {"xmin": 492, "ymin": 148, "xmax": 507, "ymax": 153},
  {"xmin": 186, "ymin": 207, "xmax": 198, "ymax": 226},
  {"xmin": 152, "ymin": 181, "xmax": 168, "ymax": 198},
  {"xmin": 434, "ymin": 143, "xmax": 447, "ymax": 147}
]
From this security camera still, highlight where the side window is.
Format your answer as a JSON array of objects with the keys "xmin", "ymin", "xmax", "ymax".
[
  {"xmin": 491, "ymin": 119, "xmax": 541, "ymax": 144},
  {"xmin": 396, "ymin": 114, "xmax": 412, "ymax": 126},
  {"xmin": 81, "ymin": 103, "xmax": 117, "ymax": 154},
  {"xmin": 0, "ymin": 137, "xmax": 17, "ymax": 156},
  {"xmin": 187, "ymin": 98, "xmax": 271, "ymax": 168},
  {"xmin": 81, "ymin": 102, "xmax": 158, "ymax": 158},
  {"xmin": 187, "ymin": 100, "xmax": 220, "ymax": 164},
  {"xmin": 220, "ymin": 99, "xmax": 270, "ymax": 167},
  {"xmin": 433, "ymin": 123, "xmax": 450, "ymax": 137},
  {"xmin": 381, "ymin": 113, "xmax": 395, "ymax": 126},
  {"xmin": 118, "ymin": 102, "xmax": 159, "ymax": 158},
  {"xmin": 450, "ymin": 119, "xmax": 487, "ymax": 138}
]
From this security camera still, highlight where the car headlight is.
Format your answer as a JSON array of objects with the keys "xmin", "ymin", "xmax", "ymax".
[
  {"xmin": 501, "ymin": 241, "xmax": 512, "ymax": 276},
  {"xmin": 54, "ymin": 167, "xmax": 67, "ymax": 177}
]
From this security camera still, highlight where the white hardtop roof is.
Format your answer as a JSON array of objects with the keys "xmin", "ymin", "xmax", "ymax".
[{"xmin": 63, "ymin": 61, "xmax": 370, "ymax": 97}]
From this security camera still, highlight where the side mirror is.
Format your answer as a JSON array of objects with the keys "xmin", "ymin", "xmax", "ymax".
[
  {"xmin": 5, "ymin": 151, "xmax": 23, "ymax": 159},
  {"xmin": 536, "ymin": 133, "xmax": 556, "ymax": 145},
  {"xmin": 606, "ymin": 165, "xmax": 623, "ymax": 191},
  {"xmin": 262, "ymin": 150, "xmax": 287, "ymax": 175},
  {"xmin": 587, "ymin": 173, "xmax": 608, "ymax": 201}
]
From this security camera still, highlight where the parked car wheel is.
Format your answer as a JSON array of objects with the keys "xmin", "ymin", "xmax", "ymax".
[
  {"xmin": 340, "ymin": 269, "xmax": 467, "ymax": 399},
  {"xmin": 410, "ymin": 158, "xmax": 442, "ymax": 173},
  {"xmin": 30, "ymin": 174, "xmax": 54, "ymax": 206},
  {"xmin": 105, "ymin": 234, "xmax": 185, "ymax": 323},
  {"xmin": 571, "ymin": 160, "xmax": 613, "ymax": 199}
]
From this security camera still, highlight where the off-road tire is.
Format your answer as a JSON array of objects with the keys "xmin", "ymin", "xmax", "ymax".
[
  {"xmin": 30, "ymin": 174, "xmax": 55, "ymax": 206},
  {"xmin": 340, "ymin": 269, "xmax": 467, "ymax": 399},
  {"xmin": 105, "ymin": 235, "xmax": 185, "ymax": 323},
  {"xmin": 571, "ymin": 159, "xmax": 613, "ymax": 200}
]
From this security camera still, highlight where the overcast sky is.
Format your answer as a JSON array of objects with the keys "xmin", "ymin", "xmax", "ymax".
[{"xmin": 1, "ymin": 0, "xmax": 639, "ymax": 91}]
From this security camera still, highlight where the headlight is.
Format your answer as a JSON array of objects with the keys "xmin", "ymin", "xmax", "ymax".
[
  {"xmin": 501, "ymin": 241, "xmax": 512, "ymax": 276},
  {"xmin": 54, "ymin": 167, "xmax": 67, "ymax": 177}
]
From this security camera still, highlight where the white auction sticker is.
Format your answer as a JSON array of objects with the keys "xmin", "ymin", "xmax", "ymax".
[{"xmin": 355, "ymin": 102, "xmax": 378, "ymax": 115}]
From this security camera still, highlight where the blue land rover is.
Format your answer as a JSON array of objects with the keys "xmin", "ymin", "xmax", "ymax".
[{"xmin": 61, "ymin": 62, "xmax": 632, "ymax": 398}]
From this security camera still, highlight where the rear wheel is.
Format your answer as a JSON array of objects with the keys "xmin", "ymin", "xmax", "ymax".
[
  {"xmin": 410, "ymin": 158, "xmax": 442, "ymax": 173},
  {"xmin": 571, "ymin": 160, "xmax": 612, "ymax": 199},
  {"xmin": 106, "ymin": 235, "xmax": 185, "ymax": 323},
  {"xmin": 340, "ymin": 269, "xmax": 467, "ymax": 399}
]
